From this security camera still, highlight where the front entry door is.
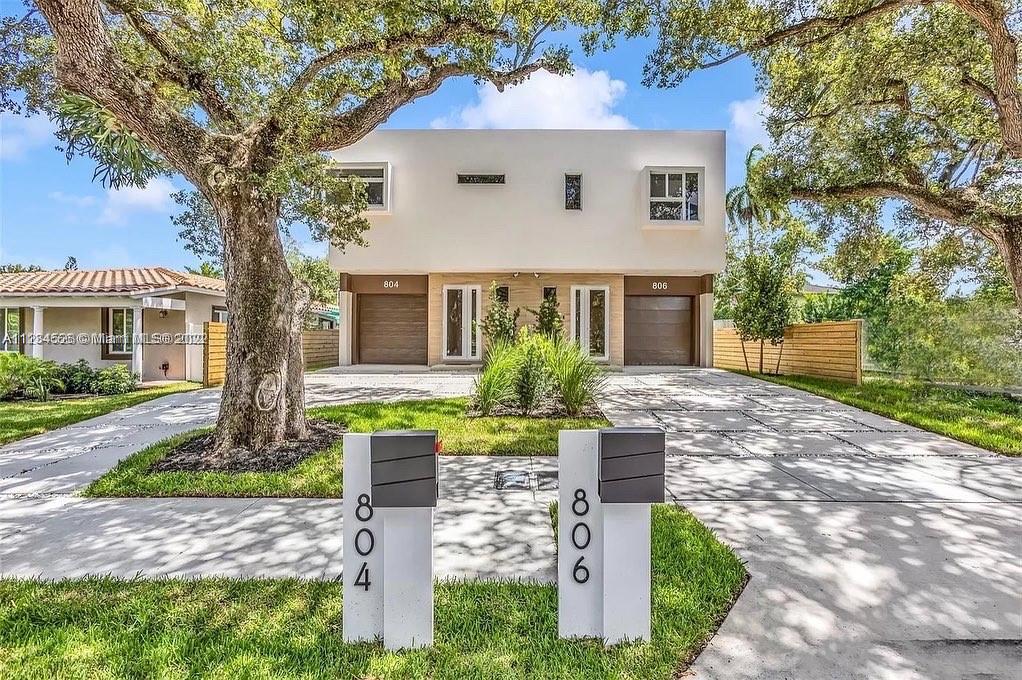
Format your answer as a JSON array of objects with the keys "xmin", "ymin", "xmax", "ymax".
[
  {"xmin": 570, "ymin": 285, "xmax": 610, "ymax": 360},
  {"xmin": 443, "ymin": 285, "xmax": 482, "ymax": 361}
]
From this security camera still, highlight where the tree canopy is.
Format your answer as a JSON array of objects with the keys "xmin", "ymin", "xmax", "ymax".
[{"xmin": 596, "ymin": 0, "xmax": 1022, "ymax": 308}]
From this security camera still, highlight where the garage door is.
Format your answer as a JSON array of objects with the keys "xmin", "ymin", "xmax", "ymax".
[
  {"xmin": 357, "ymin": 294, "xmax": 427, "ymax": 364},
  {"xmin": 625, "ymin": 296, "xmax": 693, "ymax": 365}
]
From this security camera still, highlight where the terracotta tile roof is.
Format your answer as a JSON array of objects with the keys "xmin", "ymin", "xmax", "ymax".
[{"xmin": 0, "ymin": 267, "xmax": 226, "ymax": 296}]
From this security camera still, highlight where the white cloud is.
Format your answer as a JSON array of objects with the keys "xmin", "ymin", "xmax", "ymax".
[
  {"xmin": 431, "ymin": 68, "xmax": 634, "ymax": 130},
  {"xmin": 0, "ymin": 113, "xmax": 55, "ymax": 160},
  {"xmin": 48, "ymin": 191, "xmax": 98, "ymax": 208},
  {"xmin": 99, "ymin": 177, "xmax": 175, "ymax": 225},
  {"xmin": 728, "ymin": 96, "xmax": 771, "ymax": 149}
]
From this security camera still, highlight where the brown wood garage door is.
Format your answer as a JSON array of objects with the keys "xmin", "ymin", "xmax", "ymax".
[
  {"xmin": 625, "ymin": 296, "xmax": 693, "ymax": 365},
  {"xmin": 357, "ymin": 294, "xmax": 427, "ymax": 364}
]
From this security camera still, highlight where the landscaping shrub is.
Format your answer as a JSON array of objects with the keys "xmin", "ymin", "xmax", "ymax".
[
  {"xmin": 544, "ymin": 337, "xmax": 606, "ymax": 416},
  {"xmin": 480, "ymin": 281, "xmax": 519, "ymax": 347},
  {"xmin": 528, "ymin": 292, "xmax": 563, "ymax": 339},
  {"xmin": 512, "ymin": 329, "xmax": 550, "ymax": 415},
  {"xmin": 58, "ymin": 359, "xmax": 98, "ymax": 394},
  {"xmin": 91, "ymin": 365, "xmax": 138, "ymax": 395},
  {"xmin": 0, "ymin": 354, "xmax": 64, "ymax": 401},
  {"xmin": 472, "ymin": 340, "xmax": 519, "ymax": 415}
]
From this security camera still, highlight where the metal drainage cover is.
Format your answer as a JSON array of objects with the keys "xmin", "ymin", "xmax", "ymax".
[{"xmin": 494, "ymin": 470, "xmax": 532, "ymax": 490}]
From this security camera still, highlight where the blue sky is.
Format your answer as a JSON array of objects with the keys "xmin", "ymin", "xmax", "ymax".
[{"xmin": 0, "ymin": 29, "xmax": 767, "ymax": 271}]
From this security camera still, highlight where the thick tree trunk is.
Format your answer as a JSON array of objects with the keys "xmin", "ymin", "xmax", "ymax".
[
  {"xmin": 211, "ymin": 189, "xmax": 308, "ymax": 453},
  {"xmin": 989, "ymin": 222, "xmax": 1022, "ymax": 311}
]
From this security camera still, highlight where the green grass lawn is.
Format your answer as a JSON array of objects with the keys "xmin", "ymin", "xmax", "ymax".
[
  {"xmin": 738, "ymin": 372, "xmax": 1022, "ymax": 456},
  {"xmin": 84, "ymin": 397, "xmax": 609, "ymax": 498},
  {"xmin": 0, "ymin": 505, "xmax": 747, "ymax": 680},
  {"xmin": 0, "ymin": 382, "xmax": 199, "ymax": 446}
]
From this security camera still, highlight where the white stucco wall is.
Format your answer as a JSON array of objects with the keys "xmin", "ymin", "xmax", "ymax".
[
  {"xmin": 328, "ymin": 130, "xmax": 726, "ymax": 275},
  {"xmin": 184, "ymin": 291, "xmax": 224, "ymax": 382},
  {"xmin": 143, "ymin": 308, "xmax": 187, "ymax": 380}
]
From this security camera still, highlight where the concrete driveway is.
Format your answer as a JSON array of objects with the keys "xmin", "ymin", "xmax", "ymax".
[
  {"xmin": 602, "ymin": 370, "xmax": 1021, "ymax": 680},
  {"xmin": 0, "ymin": 368, "xmax": 1019, "ymax": 679}
]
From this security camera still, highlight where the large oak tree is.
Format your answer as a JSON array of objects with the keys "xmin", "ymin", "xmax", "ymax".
[
  {"xmin": 2, "ymin": 1, "xmax": 588, "ymax": 456},
  {"xmin": 598, "ymin": 0, "xmax": 1022, "ymax": 308}
]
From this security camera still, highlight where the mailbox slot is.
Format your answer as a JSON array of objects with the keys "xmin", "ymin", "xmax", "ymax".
[
  {"xmin": 598, "ymin": 427, "xmax": 665, "ymax": 504},
  {"xmin": 371, "ymin": 430, "xmax": 438, "ymax": 508}
]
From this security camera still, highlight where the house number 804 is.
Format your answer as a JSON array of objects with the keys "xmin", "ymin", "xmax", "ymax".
[{"xmin": 383, "ymin": 280, "xmax": 399, "ymax": 289}]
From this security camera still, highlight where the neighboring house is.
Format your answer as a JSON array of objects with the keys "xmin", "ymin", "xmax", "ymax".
[
  {"xmin": 804, "ymin": 283, "xmax": 843, "ymax": 295},
  {"xmin": 308, "ymin": 303, "xmax": 340, "ymax": 330},
  {"xmin": 0, "ymin": 267, "xmax": 226, "ymax": 381},
  {"xmin": 328, "ymin": 130, "xmax": 725, "ymax": 367}
]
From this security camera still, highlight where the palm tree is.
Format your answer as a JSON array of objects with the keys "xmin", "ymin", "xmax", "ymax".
[{"xmin": 725, "ymin": 145, "xmax": 782, "ymax": 254}]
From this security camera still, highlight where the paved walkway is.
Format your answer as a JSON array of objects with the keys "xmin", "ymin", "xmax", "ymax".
[
  {"xmin": 1, "ymin": 368, "xmax": 1019, "ymax": 679},
  {"xmin": 599, "ymin": 371, "xmax": 1021, "ymax": 680}
]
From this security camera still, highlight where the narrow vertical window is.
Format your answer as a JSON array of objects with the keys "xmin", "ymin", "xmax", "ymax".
[
  {"xmin": 685, "ymin": 172, "xmax": 699, "ymax": 220},
  {"xmin": 1, "ymin": 307, "xmax": 20, "ymax": 352},
  {"xmin": 543, "ymin": 286, "xmax": 557, "ymax": 301},
  {"xmin": 565, "ymin": 174, "xmax": 582, "ymax": 210},
  {"xmin": 495, "ymin": 286, "xmax": 510, "ymax": 305}
]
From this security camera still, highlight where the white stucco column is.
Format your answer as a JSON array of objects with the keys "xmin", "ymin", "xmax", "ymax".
[
  {"xmin": 699, "ymin": 292, "xmax": 714, "ymax": 368},
  {"xmin": 131, "ymin": 306, "xmax": 144, "ymax": 379},
  {"xmin": 30, "ymin": 306, "xmax": 44, "ymax": 358},
  {"xmin": 339, "ymin": 290, "xmax": 354, "ymax": 366}
]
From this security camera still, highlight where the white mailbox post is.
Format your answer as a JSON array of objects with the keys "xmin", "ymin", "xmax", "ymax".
[
  {"xmin": 342, "ymin": 430, "xmax": 438, "ymax": 650},
  {"xmin": 558, "ymin": 427, "xmax": 665, "ymax": 644}
]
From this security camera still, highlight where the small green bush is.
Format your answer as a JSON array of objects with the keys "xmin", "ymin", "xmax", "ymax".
[
  {"xmin": 59, "ymin": 359, "xmax": 98, "ymax": 394},
  {"xmin": 480, "ymin": 281, "xmax": 520, "ymax": 347},
  {"xmin": 512, "ymin": 329, "xmax": 550, "ymax": 415},
  {"xmin": 472, "ymin": 340, "xmax": 519, "ymax": 415},
  {"xmin": 529, "ymin": 293, "xmax": 563, "ymax": 339},
  {"xmin": 545, "ymin": 337, "xmax": 606, "ymax": 416},
  {"xmin": 0, "ymin": 354, "xmax": 63, "ymax": 401},
  {"xmin": 92, "ymin": 364, "xmax": 138, "ymax": 395}
]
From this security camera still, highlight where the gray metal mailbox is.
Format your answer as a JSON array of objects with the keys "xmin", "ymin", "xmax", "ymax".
[
  {"xmin": 371, "ymin": 430, "xmax": 438, "ymax": 508},
  {"xmin": 598, "ymin": 427, "xmax": 665, "ymax": 504}
]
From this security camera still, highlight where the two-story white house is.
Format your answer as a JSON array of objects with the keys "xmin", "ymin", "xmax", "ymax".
[{"xmin": 328, "ymin": 130, "xmax": 725, "ymax": 368}]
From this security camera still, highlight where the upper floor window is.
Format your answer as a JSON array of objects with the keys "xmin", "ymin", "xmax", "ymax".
[
  {"xmin": 457, "ymin": 173, "xmax": 505, "ymax": 184},
  {"xmin": 648, "ymin": 169, "xmax": 700, "ymax": 222},
  {"xmin": 332, "ymin": 163, "xmax": 390, "ymax": 211},
  {"xmin": 565, "ymin": 173, "xmax": 582, "ymax": 210}
]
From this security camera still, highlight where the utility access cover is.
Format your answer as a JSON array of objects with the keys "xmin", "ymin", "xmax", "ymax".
[{"xmin": 493, "ymin": 470, "xmax": 532, "ymax": 490}]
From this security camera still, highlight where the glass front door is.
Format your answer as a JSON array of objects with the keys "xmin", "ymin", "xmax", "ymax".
[
  {"xmin": 443, "ymin": 285, "xmax": 481, "ymax": 361},
  {"xmin": 571, "ymin": 286, "xmax": 609, "ymax": 360}
]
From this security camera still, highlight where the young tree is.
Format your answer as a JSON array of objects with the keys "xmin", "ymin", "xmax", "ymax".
[
  {"xmin": 598, "ymin": 0, "xmax": 1022, "ymax": 309},
  {"xmin": 732, "ymin": 249, "xmax": 799, "ymax": 373},
  {"xmin": 480, "ymin": 281, "xmax": 520, "ymax": 347},
  {"xmin": 4, "ymin": 2, "xmax": 581, "ymax": 455}
]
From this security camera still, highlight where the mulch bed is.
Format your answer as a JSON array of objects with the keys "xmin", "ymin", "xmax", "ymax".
[
  {"xmin": 466, "ymin": 399, "xmax": 605, "ymax": 420},
  {"xmin": 148, "ymin": 419, "xmax": 345, "ymax": 473}
]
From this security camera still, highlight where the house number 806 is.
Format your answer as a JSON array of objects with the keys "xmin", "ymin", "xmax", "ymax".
[{"xmin": 652, "ymin": 281, "xmax": 668, "ymax": 290}]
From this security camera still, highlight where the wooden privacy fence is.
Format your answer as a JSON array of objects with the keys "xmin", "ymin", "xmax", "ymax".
[
  {"xmin": 202, "ymin": 322, "xmax": 340, "ymax": 387},
  {"xmin": 303, "ymin": 329, "xmax": 341, "ymax": 369},
  {"xmin": 713, "ymin": 319, "xmax": 863, "ymax": 384}
]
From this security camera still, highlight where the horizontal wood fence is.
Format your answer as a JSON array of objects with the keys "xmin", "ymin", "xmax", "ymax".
[
  {"xmin": 713, "ymin": 319, "xmax": 863, "ymax": 384},
  {"xmin": 302, "ymin": 329, "xmax": 340, "ymax": 370},
  {"xmin": 202, "ymin": 322, "xmax": 339, "ymax": 387}
]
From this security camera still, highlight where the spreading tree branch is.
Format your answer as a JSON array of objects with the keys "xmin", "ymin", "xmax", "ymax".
[
  {"xmin": 283, "ymin": 16, "xmax": 511, "ymax": 102},
  {"xmin": 103, "ymin": 0, "xmax": 239, "ymax": 129},
  {"xmin": 309, "ymin": 59, "xmax": 547, "ymax": 151},
  {"xmin": 34, "ymin": 0, "xmax": 223, "ymax": 187}
]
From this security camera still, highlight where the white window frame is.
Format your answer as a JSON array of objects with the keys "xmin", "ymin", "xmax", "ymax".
[
  {"xmin": 211, "ymin": 306, "xmax": 229, "ymax": 324},
  {"xmin": 108, "ymin": 307, "xmax": 133, "ymax": 356},
  {"xmin": 442, "ymin": 284, "xmax": 482, "ymax": 362},
  {"xmin": 570, "ymin": 285, "xmax": 611, "ymax": 362},
  {"xmin": 335, "ymin": 162, "xmax": 391, "ymax": 213},
  {"xmin": 643, "ymin": 166, "xmax": 704, "ymax": 227},
  {"xmin": 1, "ymin": 307, "xmax": 20, "ymax": 353}
]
